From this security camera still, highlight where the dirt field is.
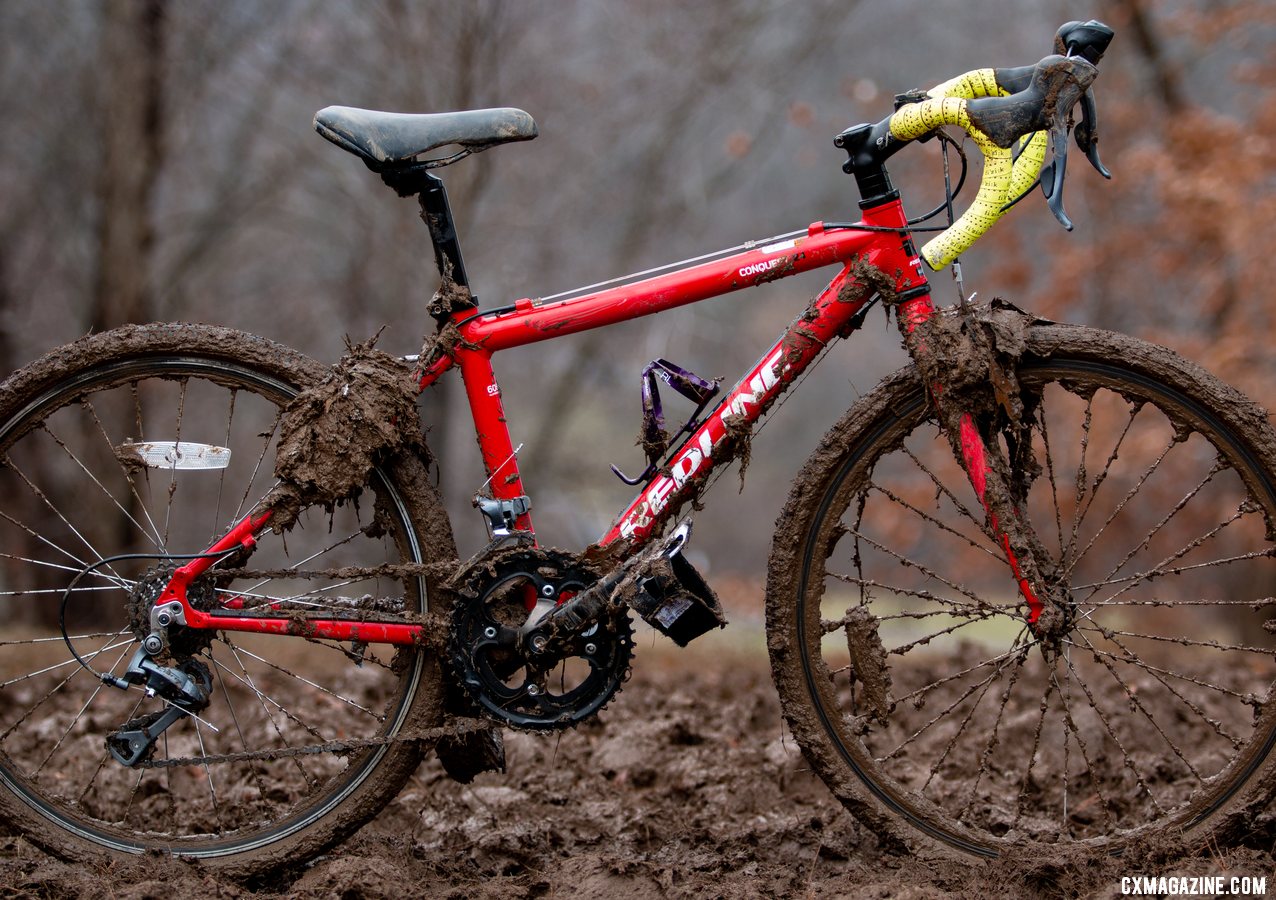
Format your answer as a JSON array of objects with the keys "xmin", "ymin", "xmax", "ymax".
[{"xmin": 0, "ymin": 628, "xmax": 1272, "ymax": 899}]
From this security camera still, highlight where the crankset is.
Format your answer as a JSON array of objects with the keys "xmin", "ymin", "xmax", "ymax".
[{"xmin": 448, "ymin": 548, "xmax": 633, "ymax": 731}]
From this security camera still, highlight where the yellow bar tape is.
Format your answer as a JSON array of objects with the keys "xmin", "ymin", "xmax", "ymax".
[
  {"xmin": 1009, "ymin": 131, "xmax": 1048, "ymax": 202},
  {"xmin": 890, "ymin": 69, "xmax": 1048, "ymax": 269},
  {"xmin": 926, "ymin": 68, "xmax": 1002, "ymax": 101}
]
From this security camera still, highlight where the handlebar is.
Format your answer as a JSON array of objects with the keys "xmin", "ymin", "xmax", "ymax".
[{"xmin": 837, "ymin": 20, "xmax": 1115, "ymax": 270}]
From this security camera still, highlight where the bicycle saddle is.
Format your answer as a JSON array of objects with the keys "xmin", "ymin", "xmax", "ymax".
[{"xmin": 314, "ymin": 106, "xmax": 538, "ymax": 168}]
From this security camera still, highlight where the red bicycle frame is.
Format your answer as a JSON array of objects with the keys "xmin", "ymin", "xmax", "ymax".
[{"xmin": 156, "ymin": 195, "xmax": 955, "ymax": 644}]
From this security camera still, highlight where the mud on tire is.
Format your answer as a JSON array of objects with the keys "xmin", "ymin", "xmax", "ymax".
[
  {"xmin": 0, "ymin": 324, "xmax": 456, "ymax": 879},
  {"xmin": 767, "ymin": 322, "xmax": 1276, "ymax": 856}
]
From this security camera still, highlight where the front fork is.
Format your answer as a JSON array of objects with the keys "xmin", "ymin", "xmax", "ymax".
[{"xmin": 896, "ymin": 292, "xmax": 1059, "ymax": 637}]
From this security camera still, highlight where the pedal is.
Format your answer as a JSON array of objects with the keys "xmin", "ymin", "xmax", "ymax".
[{"xmin": 626, "ymin": 523, "xmax": 727, "ymax": 647}]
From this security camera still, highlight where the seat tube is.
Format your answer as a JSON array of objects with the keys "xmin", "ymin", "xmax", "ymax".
[{"xmin": 454, "ymin": 345, "xmax": 535, "ymax": 533}]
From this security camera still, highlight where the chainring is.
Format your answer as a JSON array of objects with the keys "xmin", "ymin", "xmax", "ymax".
[{"xmin": 448, "ymin": 548, "xmax": 633, "ymax": 731}]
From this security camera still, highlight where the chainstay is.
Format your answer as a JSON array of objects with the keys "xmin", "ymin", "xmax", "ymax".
[
  {"xmin": 208, "ymin": 562, "xmax": 444, "ymax": 581},
  {"xmin": 136, "ymin": 716, "xmax": 492, "ymax": 769}
]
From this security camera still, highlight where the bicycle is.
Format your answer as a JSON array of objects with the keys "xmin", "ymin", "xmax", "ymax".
[{"xmin": 1, "ymin": 18, "xmax": 1274, "ymax": 877}]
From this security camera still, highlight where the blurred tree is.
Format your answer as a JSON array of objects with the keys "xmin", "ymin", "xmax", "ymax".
[{"xmin": 92, "ymin": 0, "xmax": 165, "ymax": 331}]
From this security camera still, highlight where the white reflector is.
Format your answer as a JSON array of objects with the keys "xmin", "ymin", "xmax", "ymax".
[{"xmin": 116, "ymin": 441, "xmax": 232, "ymax": 470}]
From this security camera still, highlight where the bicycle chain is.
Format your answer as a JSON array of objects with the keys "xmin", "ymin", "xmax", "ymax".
[{"xmin": 136, "ymin": 716, "xmax": 492, "ymax": 769}]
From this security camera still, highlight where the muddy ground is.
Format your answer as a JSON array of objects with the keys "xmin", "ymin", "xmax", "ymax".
[{"xmin": 0, "ymin": 631, "xmax": 1273, "ymax": 899}]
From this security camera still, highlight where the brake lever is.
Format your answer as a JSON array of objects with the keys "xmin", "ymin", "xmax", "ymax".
[
  {"xmin": 1075, "ymin": 87, "xmax": 1111, "ymax": 179},
  {"xmin": 1042, "ymin": 125, "xmax": 1072, "ymax": 229}
]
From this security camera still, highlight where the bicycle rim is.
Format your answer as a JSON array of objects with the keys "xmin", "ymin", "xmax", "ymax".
[
  {"xmin": 0, "ymin": 345, "xmax": 433, "ymax": 861},
  {"xmin": 780, "ymin": 343, "xmax": 1276, "ymax": 853}
]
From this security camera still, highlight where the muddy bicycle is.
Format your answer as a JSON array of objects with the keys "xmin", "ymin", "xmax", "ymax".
[{"xmin": 2, "ymin": 19, "xmax": 1274, "ymax": 876}]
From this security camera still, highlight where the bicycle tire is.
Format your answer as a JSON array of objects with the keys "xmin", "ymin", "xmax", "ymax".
[
  {"xmin": 0, "ymin": 324, "xmax": 455, "ymax": 878},
  {"xmin": 767, "ymin": 321, "xmax": 1276, "ymax": 855}
]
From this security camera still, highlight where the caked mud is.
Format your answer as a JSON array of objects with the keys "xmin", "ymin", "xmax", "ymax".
[{"xmin": 268, "ymin": 335, "xmax": 428, "ymax": 525}]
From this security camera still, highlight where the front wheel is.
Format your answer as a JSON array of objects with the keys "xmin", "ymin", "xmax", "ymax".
[
  {"xmin": 0, "ymin": 325, "xmax": 456, "ymax": 878},
  {"xmin": 767, "ymin": 322, "xmax": 1276, "ymax": 855}
]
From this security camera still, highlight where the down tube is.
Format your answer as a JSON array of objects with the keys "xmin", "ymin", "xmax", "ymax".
[{"xmin": 596, "ymin": 263, "xmax": 898, "ymax": 551}]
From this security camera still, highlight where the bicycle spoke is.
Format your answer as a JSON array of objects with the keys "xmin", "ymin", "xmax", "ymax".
[
  {"xmin": 103, "ymin": 693, "xmax": 148, "ymax": 810},
  {"xmin": 823, "ymin": 573, "xmax": 1018, "ymax": 628},
  {"xmin": 33, "ymin": 644, "xmax": 131, "ymax": 779},
  {"xmin": 961, "ymin": 636, "xmax": 1032, "ymax": 819},
  {"xmin": 0, "ymin": 636, "xmax": 134, "ymax": 691},
  {"xmin": 231, "ymin": 528, "xmax": 365, "ymax": 598},
  {"xmin": 869, "ymin": 483, "xmax": 1000, "ymax": 560},
  {"xmin": 230, "ymin": 411, "xmax": 282, "ymax": 526},
  {"xmin": 161, "ymin": 377, "xmax": 189, "ymax": 548},
  {"xmin": 901, "ymin": 444, "xmax": 990, "ymax": 537},
  {"xmin": 40, "ymin": 423, "xmax": 163, "ymax": 554},
  {"xmin": 2, "ymin": 458, "xmax": 128, "ymax": 586},
  {"xmin": 1060, "ymin": 403, "xmax": 1159, "ymax": 577},
  {"xmin": 209, "ymin": 389, "xmax": 237, "ymax": 548},
  {"xmin": 920, "ymin": 628, "xmax": 1029, "ymax": 794},
  {"xmin": 1058, "ymin": 642, "xmax": 1167, "ymax": 813},
  {"xmin": 1070, "ymin": 399, "xmax": 1141, "ymax": 542},
  {"xmin": 1062, "ymin": 392, "xmax": 1095, "ymax": 570},
  {"xmin": 212, "ymin": 644, "xmax": 319, "ymax": 790},
  {"xmin": 1076, "ymin": 623, "xmax": 1274, "ymax": 657},
  {"xmin": 1085, "ymin": 503, "xmax": 1255, "ymax": 605},
  {"xmin": 845, "ymin": 528, "xmax": 990, "ymax": 610},
  {"xmin": 1035, "ymin": 406, "xmax": 1066, "ymax": 559},
  {"xmin": 889, "ymin": 609, "xmax": 1007, "ymax": 656},
  {"xmin": 213, "ymin": 656, "xmax": 274, "ymax": 814},
  {"xmin": 1010, "ymin": 670, "xmax": 1057, "ymax": 832},
  {"xmin": 1070, "ymin": 635, "xmax": 1244, "ymax": 750},
  {"xmin": 1051, "ymin": 666, "xmax": 1118, "ymax": 835},
  {"xmin": 878, "ymin": 644, "xmax": 1033, "ymax": 763},
  {"xmin": 228, "ymin": 643, "xmax": 384, "ymax": 721},
  {"xmin": 1071, "ymin": 629, "xmax": 1201, "ymax": 783},
  {"xmin": 191, "ymin": 720, "xmax": 223, "ymax": 833},
  {"xmin": 1074, "ymin": 642, "xmax": 1251, "ymax": 703},
  {"xmin": 1081, "ymin": 462, "xmax": 1223, "ymax": 603}
]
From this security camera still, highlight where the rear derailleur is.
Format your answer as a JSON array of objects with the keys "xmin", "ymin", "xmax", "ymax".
[
  {"xmin": 97, "ymin": 568, "xmax": 217, "ymax": 766},
  {"xmin": 103, "ymin": 653, "xmax": 212, "ymax": 767}
]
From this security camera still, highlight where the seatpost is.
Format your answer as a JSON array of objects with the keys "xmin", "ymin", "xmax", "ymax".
[{"xmin": 417, "ymin": 172, "xmax": 470, "ymax": 290}]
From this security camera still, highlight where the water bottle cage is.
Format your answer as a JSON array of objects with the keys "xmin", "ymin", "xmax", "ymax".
[{"xmin": 611, "ymin": 359, "xmax": 721, "ymax": 486}]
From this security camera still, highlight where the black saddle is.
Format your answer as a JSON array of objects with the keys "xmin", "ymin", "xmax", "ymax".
[{"xmin": 314, "ymin": 106, "xmax": 537, "ymax": 169}]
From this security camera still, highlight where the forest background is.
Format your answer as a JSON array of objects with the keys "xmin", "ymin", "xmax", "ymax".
[{"xmin": 2, "ymin": 0, "xmax": 1272, "ymax": 616}]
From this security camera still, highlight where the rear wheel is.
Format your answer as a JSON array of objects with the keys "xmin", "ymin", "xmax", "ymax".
[
  {"xmin": 767, "ymin": 323, "xmax": 1276, "ymax": 855},
  {"xmin": 0, "ymin": 325, "xmax": 455, "ymax": 876}
]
